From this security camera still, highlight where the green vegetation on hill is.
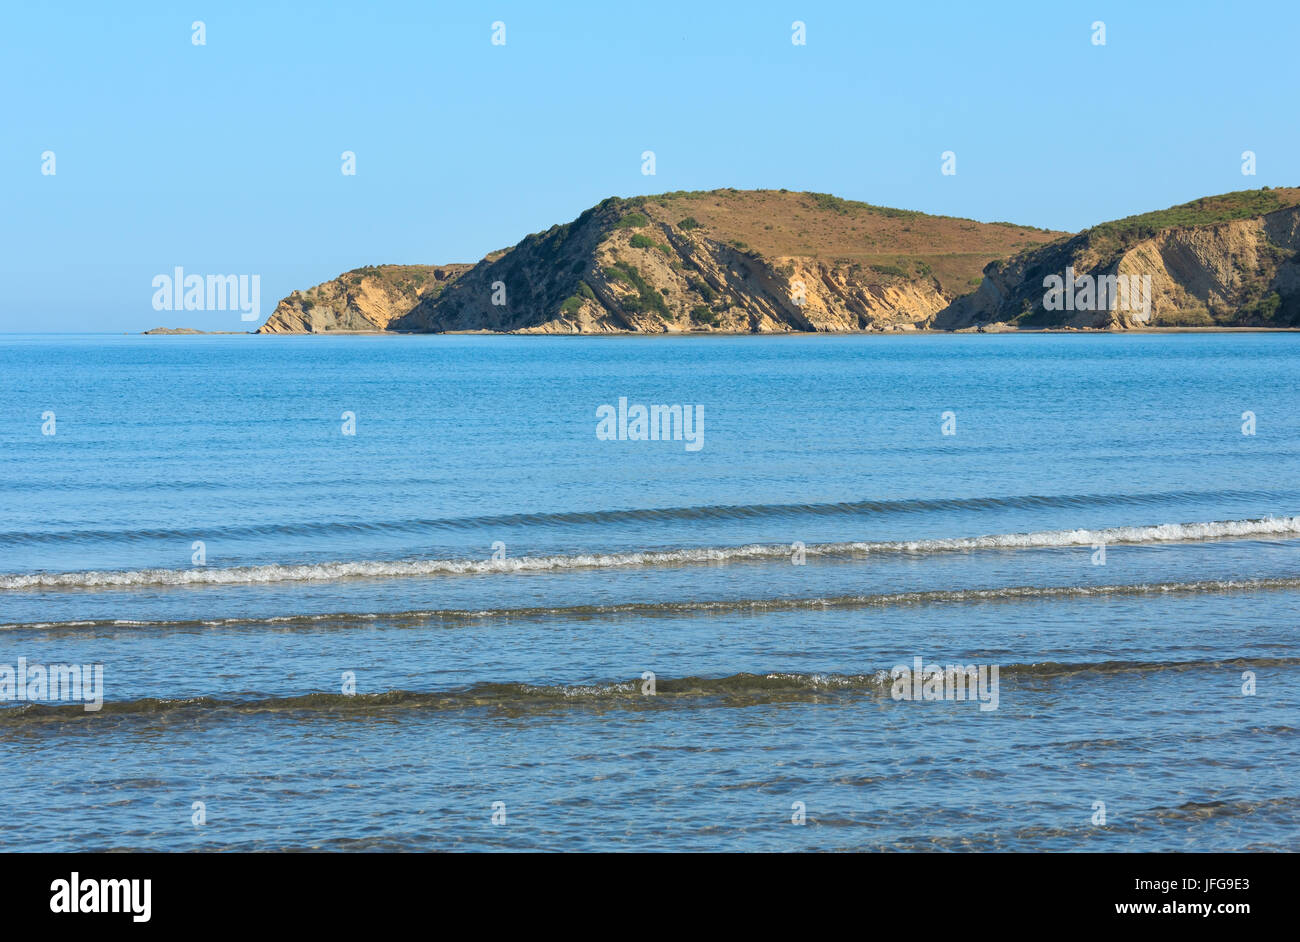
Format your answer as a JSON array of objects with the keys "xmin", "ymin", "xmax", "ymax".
[
  {"xmin": 807, "ymin": 192, "xmax": 922, "ymax": 220},
  {"xmin": 614, "ymin": 212, "xmax": 649, "ymax": 229},
  {"xmin": 939, "ymin": 186, "xmax": 1300, "ymax": 330},
  {"xmin": 1087, "ymin": 188, "xmax": 1300, "ymax": 253},
  {"xmin": 606, "ymin": 261, "xmax": 670, "ymax": 318}
]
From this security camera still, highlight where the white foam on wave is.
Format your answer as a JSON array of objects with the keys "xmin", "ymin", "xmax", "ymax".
[
  {"xmin": 1, "ymin": 516, "xmax": 1296, "ymax": 590},
  {"xmin": 4, "ymin": 576, "xmax": 1300, "ymax": 630}
]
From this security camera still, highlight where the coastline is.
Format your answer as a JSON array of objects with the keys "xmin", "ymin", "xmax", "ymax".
[{"xmin": 138, "ymin": 325, "xmax": 1300, "ymax": 336}]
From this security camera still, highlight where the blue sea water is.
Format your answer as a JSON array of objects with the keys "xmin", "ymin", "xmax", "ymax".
[{"xmin": 0, "ymin": 332, "xmax": 1297, "ymax": 851}]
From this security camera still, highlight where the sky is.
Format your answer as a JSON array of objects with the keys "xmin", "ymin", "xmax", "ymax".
[{"xmin": 2, "ymin": 0, "xmax": 1297, "ymax": 332}]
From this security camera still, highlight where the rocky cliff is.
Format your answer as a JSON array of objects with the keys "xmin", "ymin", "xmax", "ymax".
[
  {"xmin": 389, "ymin": 190, "xmax": 1060, "ymax": 333},
  {"xmin": 936, "ymin": 188, "xmax": 1300, "ymax": 329},
  {"xmin": 255, "ymin": 187, "xmax": 1300, "ymax": 334},
  {"xmin": 256, "ymin": 264, "xmax": 472, "ymax": 333}
]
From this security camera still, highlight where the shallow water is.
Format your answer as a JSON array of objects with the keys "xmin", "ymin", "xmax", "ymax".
[{"xmin": 1, "ymin": 333, "xmax": 1297, "ymax": 850}]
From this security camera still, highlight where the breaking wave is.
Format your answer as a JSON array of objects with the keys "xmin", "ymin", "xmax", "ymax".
[{"xmin": 2, "ymin": 516, "xmax": 1298, "ymax": 590}]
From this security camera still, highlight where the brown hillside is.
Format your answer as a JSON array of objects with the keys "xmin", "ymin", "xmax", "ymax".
[
  {"xmin": 641, "ymin": 189, "xmax": 1059, "ymax": 296},
  {"xmin": 390, "ymin": 189, "xmax": 1065, "ymax": 334}
]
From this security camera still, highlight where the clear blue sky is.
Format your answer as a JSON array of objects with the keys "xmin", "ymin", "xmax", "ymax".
[{"xmin": 3, "ymin": 0, "xmax": 1296, "ymax": 331}]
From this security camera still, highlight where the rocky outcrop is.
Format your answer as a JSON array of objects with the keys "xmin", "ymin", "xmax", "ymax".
[
  {"xmin": 936, "ymin": 189, "xmax": 1300, "ymax": 329},
  {"xmin": 255, "ymin": 264, "xmax": 472, "ymax": 333},
  {"xmin": 143, "ymin": 327, "xmax": 249, "ymax": 335},
  {"xmin": 254, "ymin": 187, "xmax": 1300, "ymax": 334},
  {"xmin": 390, "ymin": 191, "xmax": 1059, "ymax": 333}
]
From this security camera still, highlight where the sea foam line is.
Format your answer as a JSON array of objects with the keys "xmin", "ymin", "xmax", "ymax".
[{"xmin": 1, "ymin": 516, "xmax": 1297, "ymax": 590}]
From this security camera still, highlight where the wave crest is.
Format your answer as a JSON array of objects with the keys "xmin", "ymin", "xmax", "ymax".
[
  {"xmin": 4, "ymin": 658, "xmax": 1296, "ymax": 726},
  {"xmin": 2, "ymin": 516, "xmax": 1297, "ymax": 590}
]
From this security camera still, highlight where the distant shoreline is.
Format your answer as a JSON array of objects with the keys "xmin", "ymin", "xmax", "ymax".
[
  {"xmin": 141, "ymin": 327, "xmax": 250, "ymax": 335},
  {"xmin": 139, "ymin": 326, "xmax": 1300, "ymax": 337}
]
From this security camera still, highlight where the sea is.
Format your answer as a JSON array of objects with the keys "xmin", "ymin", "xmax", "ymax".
[{"xmin": 0, "ymin": 332, "xmax": 1296, "ymax": 851}]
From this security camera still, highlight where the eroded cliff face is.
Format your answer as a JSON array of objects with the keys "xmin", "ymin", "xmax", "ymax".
[
  {"xmin": 256, "ymin": 188, "xmax": 1300, "ymax": 334},
  {"xmin": 256, "ymin": 264, "xmax": 471, "ymax": 333},
  {"xmin": 390, "ymin": 192, "xmax": 1053, "ymax": 333},
  {"xmin": 936, "ymin": 195, "xmax": 1300, "ymax": 330}
]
